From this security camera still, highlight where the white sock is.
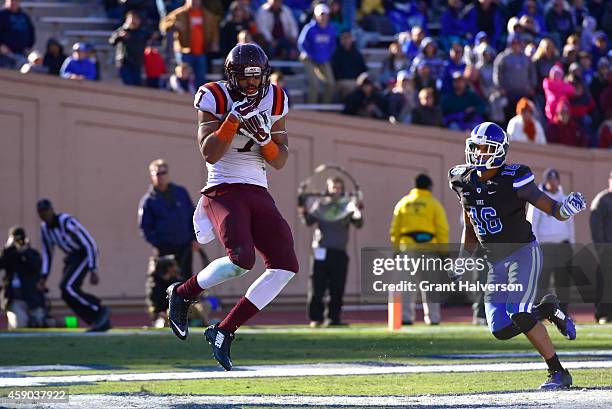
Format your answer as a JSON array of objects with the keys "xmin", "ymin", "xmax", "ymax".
[
  {"xmin": 245, "ymin": 269, "xmax": 295, "ymax": 310},
  {"xmin": 196, "ymin": 256, "xmax": 249, "ymax": 289}
]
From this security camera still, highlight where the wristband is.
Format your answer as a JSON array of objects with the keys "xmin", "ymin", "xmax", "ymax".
[
  {"xmin": 260, "ymin": 140, "xmax": 280, "ymax": 161},
  {"xmin": 213, "ymin": 116, "xmax": 239, "ymax": 143}
]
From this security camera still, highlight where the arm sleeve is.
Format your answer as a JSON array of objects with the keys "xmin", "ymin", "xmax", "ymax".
[
  {"xmin": 40, "ymin": 225, "xmax": 54, "ymax": 277},
  {"xmin": 138, "ymin": 196, "xmax": 160, "ymax": 248},
  {"xmin": 389, "ymin": 201, "xmax": 403, "ymax": 247},
  {"xmin": 66, "ymin": 217, "xmax": 98, "ymax": 272}
]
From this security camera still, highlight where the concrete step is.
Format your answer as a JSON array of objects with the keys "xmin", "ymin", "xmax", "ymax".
[
  {"xmin": 22, "ymin": 2, "xmax": 103, "ymax": 18},
  {"xmin": 37, "ymin": 16, "xmax": 119, "ymax": 34}
]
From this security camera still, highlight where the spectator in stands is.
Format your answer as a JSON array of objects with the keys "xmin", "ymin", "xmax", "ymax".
[
  {"xmin": 464, "ymin": 31, "xmax": 489, "ymax": 65},
  {"xmin": 440, "ymin": 0, "xmax": 470, "ymax": 50},
  {"xmin": 413, "ymin": 61, "xmax": 439, "ymax": 104},
  {"xmin": 568, "ymin": 76, "xmax": 596, "ymax": 140},
  {"xmin": 519, "ymin": 15, "xmax": 540, "ymax": 46},
  {"xmin": 379, "ymin": 41, "xmax": 409, "ymax": 87},
  {"xmin": 592, "ymin": 32, "xmax": 609, "ymax": 67},
  {"xmin": 410, "ymin": 37, "xmax": 444, "ymax": 81},
  {"xmin": 493, "ymin": 33, "xmax": 537, "ymax": 123},
  {"xmin": 357, "ymin": 0, "xmax": 392, "ymax": 35},
  {"xmin": 60, "ymin": 43, "xmax": 97, "ymax": 81},
  {"xmin": 0, "ymin": 0, "xmax": 35, "ymax": 69},
  {"xmin": 332, "ymin": 31, "xmax": 367, "ymax": 100},
  {"xmin": 298, "ymin": 3, "xmax": 337, "ymax": 104},
  {"xmin": 343, "ymin": 72, "xmax": 385, "ymax": 119},
  {"xmin": 518, "ymin": 0, "xmax": 546, "ymax": 34},
  {"xmin": 144, "ymin": 43, "xmax": 167, "ymax": 88},
  {"xmin": 562, "ymin": 43, "xmax": 579, "ymax": 69},
  {"xmin": 220, "ymin": 2, "xmax": 254, "ymax": 56},
  {"xmin": 507, "ymin": 97, "xmax": 546, "ymax": 144},
  {"xmin": 169, "ymin": 62, "xmax": 195, "ymax": 94},
  {"xmin": 0, "ymin": 227, "xmax": 46, "ymax": 330},
  {"xmin": 581, "ymin": 16, "xmax": 597, "ymax": 53},
  {"xmin": 464, "ymin": 0, "xmax": 504, "ymax": 49},
  {"xmin": 572, "ymin": 0, "xmax": 589, "ymax": 27},
  {"xmin": 387, "ymin": 0, "xmax": 427, "ymax": 34},
  {"xmin": 543, "ymin": 64, "xmax": 575, "ymax": 123},
  {"xmin": 474, "ymin": 43, "xmax": 495, "ymax": 94},
  {"xmin": 159, "ymin": 0, "xmax": 220, "ymax": 89},
  {"xmin": 42, "ymin": 38, "xmax": 66, "ymax": 77},
  {"xmin": 578, "ymin": 51, "xmax": 594, "ymax": 85},
  {"xmin": 546, "ymin": 98, "xmax": 589, "ymax": 146},
  {"xmin": 441, "ymin": 71, "xmax": 486, "ymax": 130},
  {"xmin": 599, "ymin": 116, "xmax": 612, "ymax": 149},
  {"xmin": 256, "ymin": 0, "xmax": 298, "ymax": 59},
  {"xmin": 464, "ymin": 64, "xmax": 485, "ymax": 100},
  {"xmin": 109, "ymin": 11, "xmax": 150, "ymax": 86},
  {"xmin": 546, "ymin": 0, "xmax": 575, "ymax": 48},
  {"xmin": 138, "ymin": 159, "xmax": 197, "ymax": 281},
  {"xmin": 329, "ymin": 0, "xmax": 349, "ymax": 34},
  {"xmin": 237, "ymin": 29, "xmax": 253, "ymax": 45},
  {"xmin": 19, "ymin": 51, "xmax": 47, "ymax": 75},
  {"xmin": 387, "ymin": 70, "xmax": 416, "ymax": 124},
  {"xmin": 270, "ymin": 70, "xmax": 290, "ymax": 105},
  {"xmin": 399, "ymin": 26, "xmax": 425, "ymax": 60},
  {"xmin": 441, "ymin": 42, "xmax": 466, "ymax": 93},
  {"xmin": 591, "ymin": 58, "xmax": 610, "ymax": 118},
  {"xmin": 532, "ymin": 38, "xmax": 560, "ymax": 91},
  {"xmin": 412, "ymin": 87, "xmax": 444, "ymax": 127}
]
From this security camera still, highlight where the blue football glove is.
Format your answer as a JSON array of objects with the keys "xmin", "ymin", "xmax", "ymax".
[{"xmin": 560, "ymin": 192, "xmax": 586, "ymax": 219}]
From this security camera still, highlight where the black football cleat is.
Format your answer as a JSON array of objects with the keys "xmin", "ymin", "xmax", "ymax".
[
  {"xmin": 86, "ymin": 306, "xmax": 111, "ymax": 332},
  {"xmin": 537, "ymin": 294, "xmax": 576, "ymax": 340},
  {"xmin": 166, "ymin": 282, "xmax": 191, "ymax": 340},
  {"xmin": 204, "ymin": 324, "xmax": 235, "ymax": 371},
  {"xmin": 540, "ymin": 369, "xmax": 572, "ymax": 390}
]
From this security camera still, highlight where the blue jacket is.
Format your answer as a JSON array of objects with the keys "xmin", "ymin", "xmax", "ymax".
[
  {"xmin": 60, "ymin": 57, "xmax": 97, "ymax": 80},
  {"xmin": 138, "ymin": 183, "xmax": 196, "ymax": 248},
  {"xmin": 298, "ymin": 20, "xmax": 336, "ymax": 64},
  {"xmin": 0, "ymin": 8, "xmax": 35, "ymax": 54}
]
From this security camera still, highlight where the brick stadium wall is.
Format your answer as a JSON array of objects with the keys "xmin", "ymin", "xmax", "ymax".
[{"xmin": 1, "ymin": 69, "xmax": 611, "ymax": 306}]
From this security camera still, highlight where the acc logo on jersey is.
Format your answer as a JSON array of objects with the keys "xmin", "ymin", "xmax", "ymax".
[{"xmin": 451, "ymin": 166, "xmax": 467, "ymax": 176}]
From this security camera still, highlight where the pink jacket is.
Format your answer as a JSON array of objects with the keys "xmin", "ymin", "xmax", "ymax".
[{"xmin": 543, "ymin": 78, "xmax": 575, "ymax": 122}]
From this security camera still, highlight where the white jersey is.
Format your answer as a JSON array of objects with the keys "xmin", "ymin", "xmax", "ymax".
[{"xmin": 194, "ymin": 81, "xmax": 289, "ymax": 191}]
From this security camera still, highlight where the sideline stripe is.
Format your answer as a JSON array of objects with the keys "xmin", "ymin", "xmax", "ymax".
[{"xmin": 2, "ymin": 360, "xmax": 612, "ymax": 387}]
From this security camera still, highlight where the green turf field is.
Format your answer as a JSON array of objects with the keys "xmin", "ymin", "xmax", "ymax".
[{"xmin": 1, "ymin": 324, "xmax": 611, "ymax": 398}]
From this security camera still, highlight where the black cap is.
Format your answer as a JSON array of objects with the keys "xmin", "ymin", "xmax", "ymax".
[
  {"xmin": 36, "ymin": 198, "xmax": 53, "ymax": 211},
  {"xmin": 416, "ymin": 174, "xmax": 433, "ymax": 189},
  {"xmin": 9, "ymin": 226, "xmax": 26, "ymax": 240}
]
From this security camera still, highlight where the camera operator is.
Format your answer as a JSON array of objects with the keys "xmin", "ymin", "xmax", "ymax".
[
  {"xmin": 146, "ymin": 254, "xmax": 182, "ymax": 328},
  {"xmin": 298, "ymin": 177, "xmax": 364, "ymax": 327},
  {"xmin": 0, "ymin": 227, "xmax": 46, "ymax": 330}
]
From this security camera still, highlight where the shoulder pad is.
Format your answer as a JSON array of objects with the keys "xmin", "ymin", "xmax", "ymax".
[{"xmin": 194, "ymin": 82, "xmax": 229, "ymax": 115}]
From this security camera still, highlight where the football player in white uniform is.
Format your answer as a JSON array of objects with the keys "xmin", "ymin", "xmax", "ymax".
[{"xmin": 166, "ymin": 43, "xmax": 298, "ymax": 371}]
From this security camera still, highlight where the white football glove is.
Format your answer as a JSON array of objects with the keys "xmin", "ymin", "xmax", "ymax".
[
  {"xmin": 560, "ymin": 192, "xmax": 587, "ymax": 219},
  {"xmin": 229, "ymin": 98, "xmax": 259, "ymax": 122},
  {"xmin": 238, "ymin": 113, "xmax": 272, "ymax": 146}
]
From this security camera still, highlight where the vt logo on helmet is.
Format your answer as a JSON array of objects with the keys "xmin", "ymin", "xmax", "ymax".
[
  {"xmin": 465, "ymin": 122, "xmax": 509, "ymax": 171},
  {"xmin": 224, "ymin": 43, "xmax": 271, "ymax": 103}
]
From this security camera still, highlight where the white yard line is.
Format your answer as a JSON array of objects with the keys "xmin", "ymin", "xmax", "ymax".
[
  {"xmin": 0, "ymin": 366, "xmax": 91, "ymax": 374},
  {"xmin": 1, "ymin": 360, "xmax": 611, "ymax": 388},
  {"xmin": 3, "ymin": 390, "xmax": 612, "ymax": 409}
]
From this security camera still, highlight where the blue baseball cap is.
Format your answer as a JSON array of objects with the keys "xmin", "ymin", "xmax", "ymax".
[{"xmin": 36, "ymin": 198, "xmax": 53, "ymax": 211}]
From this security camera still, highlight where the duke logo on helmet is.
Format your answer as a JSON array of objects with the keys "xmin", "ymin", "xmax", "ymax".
[{"xmin": 465, "ymin": 122, "xmax": 509, "ymax": 171}]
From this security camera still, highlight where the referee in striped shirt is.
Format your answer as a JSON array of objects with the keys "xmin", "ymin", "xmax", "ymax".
[{"xmin": 37, "ymin": 199, "xmax": 110, "ymax": 331}]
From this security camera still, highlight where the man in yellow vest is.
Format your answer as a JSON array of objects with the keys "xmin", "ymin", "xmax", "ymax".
[{"xmin": 390, "ymin": 174, "xmax": 449, "ymax": 325}]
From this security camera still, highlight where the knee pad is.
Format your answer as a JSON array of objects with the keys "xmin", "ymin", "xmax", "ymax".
[
  {"xmin": 492, "ymin": 324, "xmax": 522, "ymax": 340},
  {"xmin": 511, "ymin": 312, "xmax": 538, "ymax": 334},
  {"xmin": 228, "ymin": 246, "xmax": 256, "ymax": 270}
]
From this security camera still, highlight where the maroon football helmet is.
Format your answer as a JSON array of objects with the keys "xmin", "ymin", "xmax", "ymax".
[{"xmin": 224, "ymin": 43, "xmax": 271, "ymax": 102}]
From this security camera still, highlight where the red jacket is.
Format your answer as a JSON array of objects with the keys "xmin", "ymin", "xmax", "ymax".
[
  {"xmin": 144, "ymin": 48, "xmax": 167, "ymax": 78},
  {"xmin": 545, "ymin": 120, "xmax": 589, "ymax": 147}
]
